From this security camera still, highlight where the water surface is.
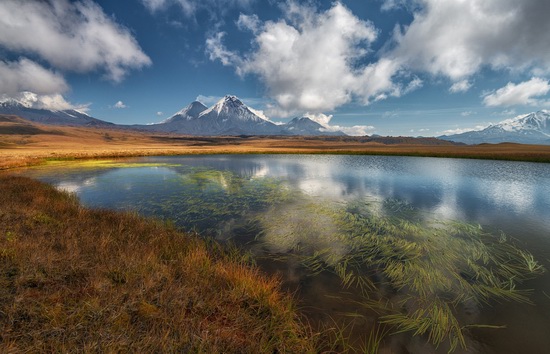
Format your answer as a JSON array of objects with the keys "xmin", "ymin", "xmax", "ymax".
[{"xmin": 22, "ymin": 155, "xmax": 550, "ymax": 353}]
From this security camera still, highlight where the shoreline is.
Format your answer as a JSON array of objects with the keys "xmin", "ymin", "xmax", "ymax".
[
  {"xmin": 3, "ymin": 141, "xmax": 550, "ymax": 171},
  {"xmin": 3, "ymin": 118, "xmax": 550, "ymax": 170},
  {"xmin": 0, "ymin": 175, "xmax": 321, "ymax": 352}
]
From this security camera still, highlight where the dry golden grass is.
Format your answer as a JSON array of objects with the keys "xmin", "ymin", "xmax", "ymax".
[
  {"xmin": 0, "ymin": 176, "xmax": 318, "ymax": 352},
  {"xmin": 2, "ymin": 114, "xmax": 550, "ymax": 170}
]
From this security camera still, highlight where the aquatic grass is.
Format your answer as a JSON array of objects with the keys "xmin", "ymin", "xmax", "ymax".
[{"xmin": 257, "ymin": 196, "xmax": 545, "ymax": 352}]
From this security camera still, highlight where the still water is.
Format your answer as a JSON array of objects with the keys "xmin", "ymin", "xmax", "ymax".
[{"xmin": 22, "ymin": 155, "xmax": 550, "ymax": 353}]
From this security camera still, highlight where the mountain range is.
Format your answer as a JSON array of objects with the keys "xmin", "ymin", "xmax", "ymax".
[
  {"xmin": 0, "ymin": 99, "xmax": 113, "ymax": 127},
  {"xmin": 136, "ymin": 95, "xmax": 345, "ymax": 136},
  {"xmin": 0, "ymin": 95, "xmax": 343, "ymax": 136},
  {"xmin": 2, "ymin": 94, "xmax": 550, "ymax": 144},
  {"xmin": 440, "ymin": 110, "xmax": 550, "ymax": 145}
]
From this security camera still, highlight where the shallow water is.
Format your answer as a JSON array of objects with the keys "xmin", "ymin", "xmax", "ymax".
[{"xmin": 21, "ymin": 155, "xmax": 550, "ymax": 353}]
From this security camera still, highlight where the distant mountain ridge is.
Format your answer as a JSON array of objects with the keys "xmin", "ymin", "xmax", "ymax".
[
  {"xmin": 140, "ymin": 95, "xmax": 346, "ymax": 136},
  {"xmin": 440, "ymin": 110, "xmax": 550, "ymax": 145},
  {"xmin": 0, "ymin": 99, "xmax": 113, "ymax": 127}
]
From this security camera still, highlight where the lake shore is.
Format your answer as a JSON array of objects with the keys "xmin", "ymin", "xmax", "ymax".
[
  {"xmin": 2, "ymin": 117, "xmax": 550, "ymax": 170},
  {"xmin": 0, "ymin": 175, "xmax": 322, "ymax": 352},
  {"xmin": 3, "ymin": 134, "xmax": 550, "ymax": 171}
]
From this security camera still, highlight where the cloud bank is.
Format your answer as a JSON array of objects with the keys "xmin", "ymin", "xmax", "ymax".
[
  {"xmin": 0, "ymin": 59, "xmax": 68, "ymax": 96},
  {"xmin": 207, "ymin": 2, "xmax": 413, "ymax": 117},
  {"xmin": 207, "ymin": 0, "xmax": 550, "ymax": 116},
  {"xmin": 388, "ymin": 0, "xmax": 550, "ymax": 80},
  {"xmin": 1, "ymin": 91, "xmax": 90, "ymax": 112},
  {"xmin": 483, "ymin": 78, "xmax": 550, "ymax": 107},
  {"xmin": 0, "ymin": 0, "xmax": 151, "ymax": 110}
]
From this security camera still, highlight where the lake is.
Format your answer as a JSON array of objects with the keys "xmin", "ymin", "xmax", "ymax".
[{"xmin": 21, "ymin": 155, "xmax": 550, "ymax": 353}]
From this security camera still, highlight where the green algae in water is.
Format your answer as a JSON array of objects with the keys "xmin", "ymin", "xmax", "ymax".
[
  {"xmin": 36, "ymin": 159, "xmax": 181, "ymax": 170},
  {"xmin": 256, "ymin": 197, "xmax": 545, "ymax": 352}
]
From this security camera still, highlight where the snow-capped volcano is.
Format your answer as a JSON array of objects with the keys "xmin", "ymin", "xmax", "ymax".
[
  {"xmin": 0, "ymin": 97, "xmax": 112, "ymax": 127},
  {"xmin": 143, "ymin": 95, "xmax": 345, "ymax": 136},
  {"xmin": 440, "ymin": 110, "xmax": 550, "ymax": 145},
  {"xmin": 161, "ymin": 101, "xmax": 207, "ymax": 124},
  {"xmin": 143, "ymin": 95, "xmax": 282, "ymax": 135}
]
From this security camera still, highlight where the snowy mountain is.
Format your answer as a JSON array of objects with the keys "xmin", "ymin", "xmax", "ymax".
[
  {"xmin": 143, "ymin": 95, "xmax": 346, "ymax": 136},
  {"xmin": 440, "ymin": 110, "xmax": 550, "ymax": 145},
  {"xmin": 161, "ymin": 101, "xmax": 207, "ymax": 124},
  {"xmin": 285, "ymin": 117, "xmax": 345, "ymax": 136},
  {"xmin": 0, "ymin": 99, "xmax": 113, "ymax": 127},
  {"xmin": 0, "ymin": 94, "xmax": 349, "ymax": 136}
]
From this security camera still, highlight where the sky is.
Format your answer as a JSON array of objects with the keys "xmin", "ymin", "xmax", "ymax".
[{"xmin": 1, "ymin": 0, "xmax": 550, "ymax": 136}]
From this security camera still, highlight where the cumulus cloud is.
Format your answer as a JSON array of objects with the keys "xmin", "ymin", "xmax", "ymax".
[
  {"xmin": 330, "ymin": 124, "xmax": 375, "ymax": 136},
  {"xmin": 1, "ymin": 91, "xmax": 90, "ymax": 112},
  {"xmin": 0, "ymin": 59, "xmax": 68, "ymax": 96},
  {"xmin": 388, "ymin": 0, "xmax": 550, "ymax": 82},
  {"xmin": 0, "ymin": 0, "xmax": 151, "ymax": 83},
  {"xmin": 449, "ymin": 80, "xmax": 472, "ymax": 93},
  {"xmin": 206, "ymin": 33, "xmax": 241, "ymax": 67},
  {"xmin": 207, "ymin": 2, "xmax": 412, "ymax": 116},
  {"xmin": 482, "ymin": 77, "xmax": 550, "ymax": 107},
  {"xmin": 113, "ymin": 101, "xmax": 127, "ymax": 109},
  {"xmin": 303, "ymin": 113, "xmax": 333, "ymax": 128},
  {"xmin": 439, "ymin": 124, "xmax": 488, "ymax": 136},
  {"xmin": 302, "ymin": 113, "xmax": 373, "ymax": 136}
]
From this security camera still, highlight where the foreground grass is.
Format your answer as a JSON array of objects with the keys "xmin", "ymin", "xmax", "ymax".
[{"xmin": 0, "ymin": 176, "xmax": 318, "ymax": 352}]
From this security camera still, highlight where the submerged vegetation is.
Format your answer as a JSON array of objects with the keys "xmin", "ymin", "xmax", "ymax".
[
  {"xmin": 7, "ymin": 163, "xmax": 547, "ymax": 352},
  {"xmin": 0, "ymin": 175, "xmax": 317, "ymax": 352},
  {"xmin": 155, "ymin": 167, "xmax": 545, "ymax": 352},
  {"xmin": 259, "ymin": 198, "xmax": 545, "ymax": 352}
]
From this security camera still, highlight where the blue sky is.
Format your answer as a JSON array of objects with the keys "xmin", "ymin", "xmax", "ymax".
[{"xmin": 1, "ymin": 0, "xmax": 550, "ymax": 136}]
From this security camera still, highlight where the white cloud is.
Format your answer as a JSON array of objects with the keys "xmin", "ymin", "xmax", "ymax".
[
  {"xmin": 156, "ymin": 111, "xmax": 164, "ymax": 116},
  {"xmin": 237, "ymin": 14, "xmax": 261, "ymax": 33},
  {"xmin": 439, "ymin": 125, "xmax": 487, "ymax": 136},
  {"xmin": 206, "ymin": 32, "xmax": 241, "ymax": 67},
  {"xmin": 461, "ymin": 111, "xmax": 475, "ymax": 117},
  {"xmin": 2, "ymin": 91, "xmax": 90, "ymax": 112},
  {"xmin": 483, "ymin": 77, "xmax": 550, "ymax": 107},
  {"xmin": 303, "ymin": 113, "xmax": 333, "ymax": 128},
  {"xmin": 330, "ymin": 125, "xmax": 375, "ymax": 136},
  {"xmin": 388, "ymin": 0, "xmax": 550, "ymax": 82},
  {"xmin": 449, "ymin": 80, "xmax": 472, "ymax": 93},
  {"xmin": 0, "ymin": 59, "xmax": 68, "ymax": 96},
  {"xmin": 207, "ymin": 2, "xmax": 412, "ymax": 116},
  {"xmin": 403, "ymin": 77, "xmax": 423, "ymax": 94},
  {"xmin": 302, "ymin": 112, "xmax": 373, "ymax": 136},
  {"xmin": 0, "ymin": 0, "xmax": 151, "ymax": 83},
  {"xmin": 114, "ymin": 101, "xmax": 127, "ymax": 109}
]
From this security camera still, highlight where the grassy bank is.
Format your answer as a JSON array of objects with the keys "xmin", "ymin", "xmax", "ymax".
[
  {"xmin": 0, "ymin": 175, "xmax": 318, "ymax": 352},
  {"xmin": 2, "ymin": 115, "xmax": 550, "ymax": 170}
]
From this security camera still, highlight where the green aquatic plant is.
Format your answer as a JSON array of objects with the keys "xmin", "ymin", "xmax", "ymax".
[
  {"xmin": 35, "ymin": 159, "xmax": 181, "ymax": 170},
  {"xmin": 258, "ymin": 197, "xmax": 545, "ymax": 352},
  {"xmin": 134, "ymin": 167, "xmax": 295, "ymax": 237}
]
